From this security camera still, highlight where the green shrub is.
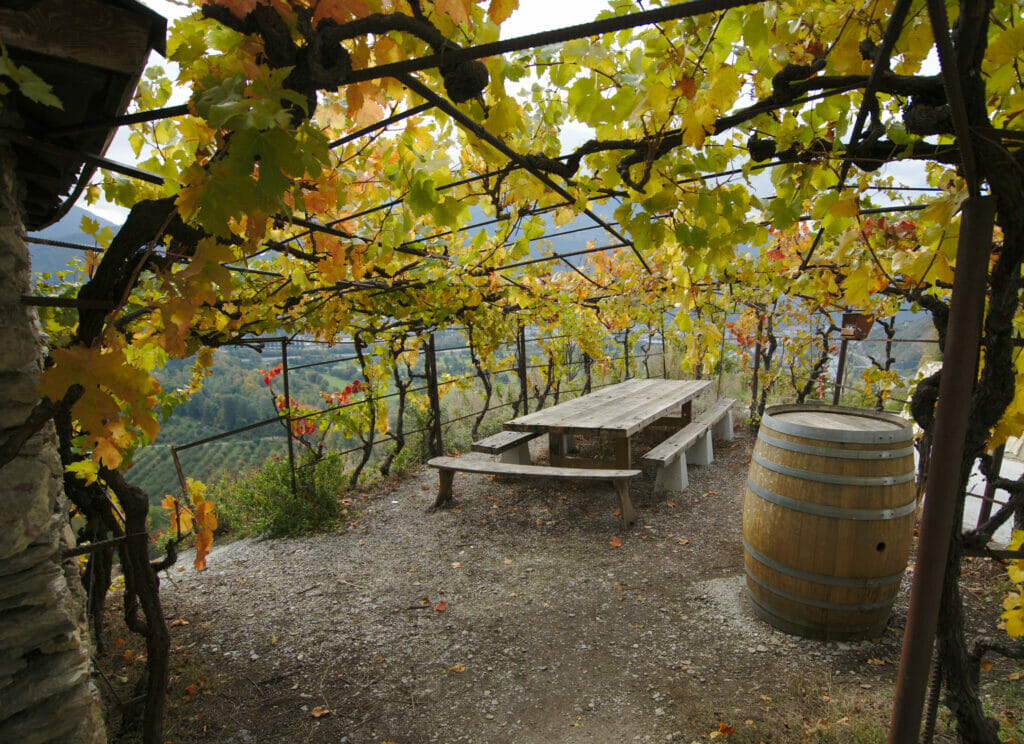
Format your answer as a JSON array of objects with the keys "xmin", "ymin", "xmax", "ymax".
[{"xmin": 210, "ymin": 451, "xmax": 345, "ymax": 538}]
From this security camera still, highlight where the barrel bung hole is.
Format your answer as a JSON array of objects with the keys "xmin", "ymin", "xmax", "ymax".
[{"xmin": 876, "ymin": 541, "xmax": 886, "ymax": 552}]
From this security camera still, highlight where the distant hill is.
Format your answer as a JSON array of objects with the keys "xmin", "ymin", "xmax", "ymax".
[{"xmin": 28, "ymin": 205, "xmax": 119, "ymax": 277}]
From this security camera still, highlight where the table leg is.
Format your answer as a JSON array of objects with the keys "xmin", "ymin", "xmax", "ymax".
[
  {"xmin": 563, "ymin": 433, "xmax": 578, "ymax": 454},
  {"xmin": 432, "ymin": 469, "xmax": 454, "ymax": 509},
  {"xmin": 614, "ymin": 480, "xmax": 637, "ymax": 528},
  {"xmin": 681, "ymin": 400, "xmax": 693, "ymax": 424},
  {"xmin": 548, "ymin": 430, "xmax": 564, "ymax": 465},
  {"xmin": 614, "ymin": 436, "xmax": 631, "ymax": 468}
]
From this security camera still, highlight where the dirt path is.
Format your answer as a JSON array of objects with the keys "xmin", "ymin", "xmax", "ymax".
[{"xmin": 103, "ymin": 422, "xmax": 1007, "ymax": 743}]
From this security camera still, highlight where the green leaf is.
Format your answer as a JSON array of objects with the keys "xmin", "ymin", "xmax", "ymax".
[{"xmin": 407, "ymin": 174, "xmax": 439, "ymax": 217}]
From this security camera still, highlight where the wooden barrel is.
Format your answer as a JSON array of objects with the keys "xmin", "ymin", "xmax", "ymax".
[{"xmin": 742, "ymin": 404, "xmax": 917, "ymax": 640}]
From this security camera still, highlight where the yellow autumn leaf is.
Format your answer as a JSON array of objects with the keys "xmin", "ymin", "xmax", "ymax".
[
  {"xmin": 987, "ymin": 25, "xmax": 1024, "ymax": 67},
  {"xmin": 830, "ymin": 35, "xmax": 870, "ymax": 74},
  {"xmin": 435, "ymin": 0, "xmax": 473, "ymax": 26},
  {"xmin": 1001, "ymin": 592, "xmax": 1024, "ymax": 638},
  {"xmin": 312, "ymin": 0, "xmax": 371, "ymax": 24},
  {"xmin": 484, "ymin": 95, "xmax": 522, "ymax": 137},
  {"xmin": 488, "ymin": 0, "xmax": 517, "ymax": 24},
  {"xmin": 346, "ymin": 82, "xmax": 386, "ymax": 127},
  {"xmin": 828, "ymin": 196, "xmax": 860, "ymax": 218},
  {"xmin": 1009, "ymin": 562, "xmax": 1024, "ymax": 585}
]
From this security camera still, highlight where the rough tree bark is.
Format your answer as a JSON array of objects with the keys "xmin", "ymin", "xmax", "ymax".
[{"xmin": 0, "ymin": 147, "xmax": 106, "ymax": 743}]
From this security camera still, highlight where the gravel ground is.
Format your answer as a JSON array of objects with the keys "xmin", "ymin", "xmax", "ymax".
[{"xmin": 105, "ymin": 418, "xmax": 1006, "ymax": 743}]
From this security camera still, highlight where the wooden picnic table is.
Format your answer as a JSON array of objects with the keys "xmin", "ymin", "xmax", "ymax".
[{"xmin": 504, "ymin": 378, "xmax": 711, "ymax": 469}]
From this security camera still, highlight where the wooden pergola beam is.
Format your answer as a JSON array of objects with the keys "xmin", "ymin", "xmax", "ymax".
[{"xmin": 0, "ymin": 0, "xmax": 161, "ymax": 75}]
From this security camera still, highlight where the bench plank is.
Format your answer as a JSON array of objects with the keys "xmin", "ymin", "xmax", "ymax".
[
  {"xmin": 427, "ymin": 456, "xmax": 641, "ymax": 527},
  {"xmin": 642, "ymin": 421, "xmax": 710, "ymax": 466},
  {"xmin": 429, "ymin": 456, "xmax": 639, "ymax": 480},
  {"xmin": 471, "ymin": 430, "xmax": 539, "ymax": 463},
  {"xmin": 698, "ymin": 398, "xmax": 736, "ymax": 423},
  {"xmin": 470, "ymin": 430, "xmax": 540, "ymax": 454},
  {"xmin": 696, "ymin": 398, "xmax": 736, "ymax": 442}
]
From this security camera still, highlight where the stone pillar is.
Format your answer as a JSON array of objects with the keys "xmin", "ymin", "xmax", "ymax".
[{"xmin": 0, "ymin": 150, "xmax": 106, "ymax": 742}]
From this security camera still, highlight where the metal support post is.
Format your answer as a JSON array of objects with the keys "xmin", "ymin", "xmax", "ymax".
[
  {"xmin": 517, "ymin": 325, "xmax": 529, "ymax": 414},
  {"xmin": 623, "ymin": 328, "xmax": 631, "ymax": 380},
  {"xmin": 832, "ymin": 337, "xmax": 849, "ymax": 405},
  {"xmin": 425, "ymin": 333, "xmax": 444, "ymax": 456},
  {"xmin": 660, "ymin": 316, "xmax": 668, "ymax": 379},
  {"xmin": 281, "ymin": 340, "xmax": 297, "ymax": 496},
  {"xmin": 888, "ymin": 196, "xmax": 995, "ymax": 744}
]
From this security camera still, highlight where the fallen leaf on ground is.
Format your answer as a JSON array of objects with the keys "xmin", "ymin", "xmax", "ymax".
[
  {"xmin": 311, "ymin": 706, "xmax": 330, "ymax": 718},
  {"xmin": 169, "ymin": 618, "xmax": 189, "ymax": 626},
  {"xmin": 867, "ymin": 658, "xmax": 886, "ymax": 665},
  {"xmin": 433, "ymin": 601, "xmax": 447, "ymax": 612},
  {"xmin": 609, "ymin": 537, "xmax": 622, "ymax": 548},
  {"xmin": 981, "ymin": 658, "xmax": 994, "ymax": 672},
  {"xmin": 183, "ymin": 677, "xmax": 206, "ymax": 697},
  {"xmin": 677, "ymin": 538, "xmax": 690, "ymax": 545},
  {"xmin": 449, "ymin": 663, "xmax": 466, "ymax": 672}
]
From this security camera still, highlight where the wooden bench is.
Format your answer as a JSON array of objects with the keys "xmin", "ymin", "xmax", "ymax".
[
  {"xmin": 427, "ymin": 456, "xmax": 643, "ymax": 527},
  {"xmin": 470, "ymin": 430, "xmax": 540, "ymax": 464},
  {"xmin": 642, "ymin": 398, "xmax": 737, "ymax": 494},
  {"xmin": 696, "ymin": 397, "xmax": 736, "ymax": 443},
  {"xmin": 642, "ymin": 421, "xmax": 712, "ymax": 493}
]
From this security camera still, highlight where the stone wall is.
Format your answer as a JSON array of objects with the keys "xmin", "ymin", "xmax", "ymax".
[{"xmin": 0, "ymin": 149, "xmax": 106, "ymax": 742}]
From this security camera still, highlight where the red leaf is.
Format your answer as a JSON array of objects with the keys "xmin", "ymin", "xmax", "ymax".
[
  {"xmin": 434, "ymin": 601, "xmax": 447, "ymax": 612},
  {"xmin": 609, "ymin": 537, "xmax": 622, "ymax": 548}
]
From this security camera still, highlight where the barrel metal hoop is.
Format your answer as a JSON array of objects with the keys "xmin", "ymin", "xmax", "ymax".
[
  {"xmin": 745, "ymin": 568, "xmax": 896, "ymax": 611},
  {"xmin": 758, "ymin": 432, "xmax": 915, "ymax": 461},
  {"xmin": 752, "ymin": 451, "xmax": 916, "ymax": 487},
  {"xmin": 743, "ymin": 539, "xmax": 906, "ymax": 588},
  {"xmin": 762, "ymin": 406, "xmax": 912, "ymax": 444},
  {"xmin": 745, "ymin": 478, "xmax": 918, "ymax": 521},
  {"xmin": 745, "ymin": 588, "xmax": 887, "ymax": 639}
]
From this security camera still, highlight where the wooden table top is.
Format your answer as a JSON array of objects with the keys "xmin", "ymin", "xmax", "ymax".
[{"xmin": 505, "ymin": 378, "xmax": 711, "ymax": 438}]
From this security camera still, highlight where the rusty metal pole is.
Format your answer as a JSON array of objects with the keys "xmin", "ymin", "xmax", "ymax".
[
  {"xmin": 832, "ymin": 337, "xmax": 848, "ymax": 405},
  {"xmin": 749, "ymin": 315, "xmax": 764, "ymax": 421},
  {"xmin": 888, "ymin": 196, "xmax": 994, "ymax": 744},
  {"xmin": 171, "ymin": 445, "xmax": 187, "ymax": 496},
  {"xmin": 425, "ymin": 333, "xmax": 444, "ymax": 456},
  {"xmin": 661, "ymin": 316, "xmax": 668, "ymax": 379},
  {"xmin": 516, "ymin": 325, "xmax": 529, "ymax": 414},
  {"xmin": 281, "ymin": 339, "xmax": 298, "ymax": 496},
  {"xmin": 623, "ymin": 328, "xmax": 631, "ymax": 380}
]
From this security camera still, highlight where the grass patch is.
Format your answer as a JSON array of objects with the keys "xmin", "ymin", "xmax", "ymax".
[{"xmin": 210, "ymin": 451, "xmax": 346, "ymax": 538}]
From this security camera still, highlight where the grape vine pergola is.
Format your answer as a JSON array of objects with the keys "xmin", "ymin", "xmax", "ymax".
[{"xmin": 2, "ymin": 0, "xmax": 1024, "ymax": 742}]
